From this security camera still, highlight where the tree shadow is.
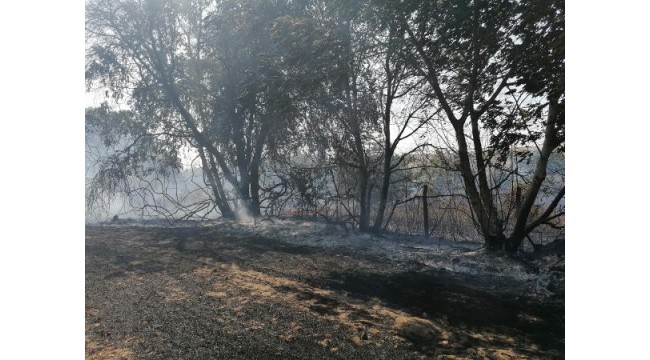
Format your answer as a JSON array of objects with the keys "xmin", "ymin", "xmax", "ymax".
[{"xmin": 310, "ymin": 268, "xmax": 564, "ymax": 352}]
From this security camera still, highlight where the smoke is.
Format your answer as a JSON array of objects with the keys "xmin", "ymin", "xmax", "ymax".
[
  {"xmin": 229, "ymin": 192, "xmax": 255, "ymax": 223},
  {"xmin": 235, "ymin": 203, "xmax": 254, "ymax": 223}
]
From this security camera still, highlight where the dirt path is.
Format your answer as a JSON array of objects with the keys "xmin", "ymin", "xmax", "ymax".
[{"xmin": 86, "ymin": 225, "xmax": 564, "ymax": 359}]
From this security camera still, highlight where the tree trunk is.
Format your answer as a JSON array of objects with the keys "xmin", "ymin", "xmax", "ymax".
[
  {"xmin": 506, "ymin": 96, "xmax": 563, "ymax": 253},
  {"xmin": 372, "ymin": 156, "xmax": 391, "ymax": 233},
  {"xmin": 453, "ymin": 122, "xmax": 505, "ymax": 249},
  {"xmin": 422, "ymin": 185, "xmax": 429, "ymax": 237},
  {"xmin": 247, "ymin": 119, "xmax": 270, "ymax": 218},
  {"xmin": 249, "ymin": 164, "xmax": 261, "ymax": 217},
  {"xmin": 485, "ymin": 233, "xmax": 507, "ymax": 251},
  {"xmin": 358, "ymin": 167, "xmax": 370, "ymax": 232},
  {"xmin": 198, "ymin": 148, "xmax": 235, "ymax": 219},
  {"xmin": 470, "ymin": 114, "xmax": 500, "ymax": 229},
  {"xmin": 372, "ymin": 33, "xmax": 396, "ymax": 234}
]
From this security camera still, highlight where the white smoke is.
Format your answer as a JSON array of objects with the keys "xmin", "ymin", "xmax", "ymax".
[{"xmin": 235, "ymin": 203, "xmax": 254, "ymax": 223}]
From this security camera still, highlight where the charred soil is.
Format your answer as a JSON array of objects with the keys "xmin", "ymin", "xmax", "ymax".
[{"xmin": 86, "ymin": 222, "xmax": 564, "ymax": 359}]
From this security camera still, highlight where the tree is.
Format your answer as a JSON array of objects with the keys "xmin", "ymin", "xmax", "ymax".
[
  {"xmin": 367, "ymin": 19, "xmax": 438, "ymax": 234},
  {"xmin": 85, "ymin": 0, "xmax": 564, "ymax": 249},
  {"xmin": 374, "ymin": 0, "xmax": 564, "ymax": 251},
  {"xmin": 85, "ymin": 107, "xmax": 223, "ymax": 221},
  {"xmin": 499, "ymin": 0, "xmax": 565, "ymax": 251},
  {"xmin": 272, "ymin": 1, "xmax": 380, "ymax": 231},
  {"xmin": 274, "ymin": 1, "xmax": 437, "ymax": 232},
  {"xmin": 86, "ymin": 0, "xmax": 304, "ymax": 218}
]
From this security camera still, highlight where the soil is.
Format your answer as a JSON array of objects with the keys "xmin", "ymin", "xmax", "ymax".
[{"xmin": 85, "ymin": 221, "xmax": 564, "ymax": 359}]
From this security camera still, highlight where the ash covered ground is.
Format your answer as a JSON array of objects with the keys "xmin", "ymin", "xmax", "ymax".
[{"xmin": 86, "ymin": 218, "xmax": 564, "ymax": 359}]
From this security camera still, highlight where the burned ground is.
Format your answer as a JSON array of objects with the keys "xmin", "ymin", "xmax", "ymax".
[{"xmin": 86, "ymin": 222, "xmax": 564, "ymax": 359}]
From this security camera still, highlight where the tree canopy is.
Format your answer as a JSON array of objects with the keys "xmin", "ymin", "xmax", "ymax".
[{"xmin": 86, "ymin": 0, "xmax": 564, "ymax": 253}]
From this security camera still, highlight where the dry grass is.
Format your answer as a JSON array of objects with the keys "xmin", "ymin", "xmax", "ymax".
[{"xmin": 86, "ymin": 336, "xmax": 137, "ymax": 360}]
